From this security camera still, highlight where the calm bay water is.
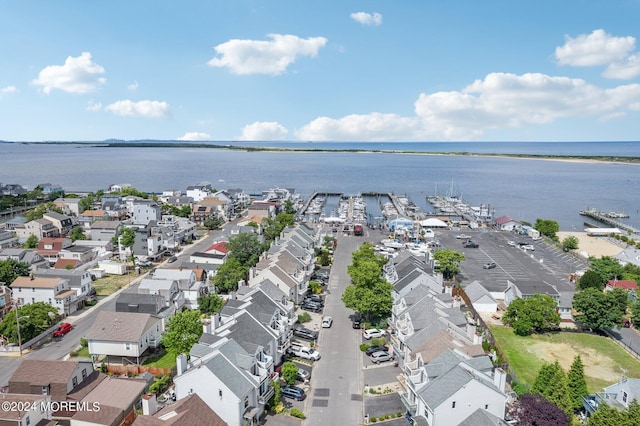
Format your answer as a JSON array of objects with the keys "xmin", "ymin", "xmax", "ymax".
[{"xmin": 1, "ymin": 141, "xmax": 639, "ymax": 231}]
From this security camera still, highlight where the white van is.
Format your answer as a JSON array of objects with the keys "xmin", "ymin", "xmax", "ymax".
[{"xmin": 322, "ymin": 316, "xmax": 333, "ymax": 328}]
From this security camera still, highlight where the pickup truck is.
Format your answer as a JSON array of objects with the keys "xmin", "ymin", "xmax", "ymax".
[{"xmin": 287, "ymin": 343, "xmax": 321, "ymax": 361}]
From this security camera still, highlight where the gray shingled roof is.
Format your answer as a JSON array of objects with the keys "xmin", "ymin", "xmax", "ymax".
[
  {"xmin": 204, "ymin": 353, "xmax": 256, "ymax": 398},
  {"xmin": 458, "ymin": 408, "xmax": 508, "ymax": 426},
  {"xmin": 87, "ymin": 311, "xmax": 159, "ymax": 342}
]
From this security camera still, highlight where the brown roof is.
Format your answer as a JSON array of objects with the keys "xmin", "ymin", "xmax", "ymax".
[
  {"xmin": 81, "ymin": 209, "xmax": 107, "ymax": 217},
  {"xmin": 53, "ymin": 258, "xmax": 80, "ymax": 269},
  {"xmin": 410, "ymin": 330, "xmax": 485, "ymax": 363},
  {"xmin": 607, "ymin": 280, "xmax": 638, "ymax": 290},
  {"xmin": 54, "ymin": 289, "xmax": 76, "ymax": 299},
  {"xmin": 11, "ymin": 276, "xmax": 64, "ymax": 289},
  {"xmin": 79, "ymin": 376, "xmax": 147, "ymax": 411},
  {"xmin": 87, "ymin": 311, "xmax": 159, "ymax": 342},
  {"xmin": 133, "ymin": 393, "xmax": 228, "ymax": 426},
  {"xmin": 9, "ymin": 360, "xmax": 88, "ymax": 387},
  {"xmin": 198, "ymin": 197, "xmax": 226, "ymax": 205}
]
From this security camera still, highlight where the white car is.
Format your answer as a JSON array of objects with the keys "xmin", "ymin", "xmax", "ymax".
[
  {"xmin": 363, "ymin": 329, "xmax": 385, "ymax": 339},
  {"xmin": 322, "ymin": 316, "xmax": 333, "ymax": 328},
  {"xmin": 507, "ymin": 240, "xmax": 516, "ymax": 247},
  {"xmin": 522, "ymin": 244, "xmax": 535, "ymax": 251},
  {"xmin": 456, "ymin": 234, "xmax": 472, "ymax": 239},
  {"xmin": 370, "ymin": 351, "xmax": 395, "ymax": 364}
]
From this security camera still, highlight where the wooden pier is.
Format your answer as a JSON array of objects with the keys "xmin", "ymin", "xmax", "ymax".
[{"xmin": 579, "ymin": 209, "xmax": 639, "ymax": 235}]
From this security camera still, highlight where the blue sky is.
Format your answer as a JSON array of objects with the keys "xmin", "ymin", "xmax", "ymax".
[{"xmin": 1, "ymin": 0, "xmax": 640, "ymax": 142}]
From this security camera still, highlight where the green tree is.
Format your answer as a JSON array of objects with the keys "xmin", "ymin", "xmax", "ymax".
[
  {"xmin": 281, "ymin": 361, "xmax": 298, "ymax": 385},
  {"xmin": 178, "ymin": 205, "xmax": 191, "ymax": 218},
  {"xmin": 501, "ymin": 294, "xmax": 560, "ymax": 336},
  {"xmin": 567, "ymin": 355, "xmax": 588, "ymax": 412},
  {"xmin": 609, "ymin": 287, "xmax": 630, "ymax": 318},
  {"xmin": 78, "ymin": 192, "xmax": 96, "ymax": 212},
  {"xmin": 211, "ymin": 258, "xmax": 247, "ymax": 293},
  {"xmin": 160, "ymin": 310, "xmax": 203, "ymax": 357},
  {"xmin": 203, "ymin": 215, "xmax": 224, "ymax": 230},
  {"xmin": 283, "ymin": 199, "xmax": 296, "ymax": 215},
  {"xmin": 0, "ymin": 302, "xmax": 59, "ymax": 343},
  {"xmin": 433, "ymin": 249, "xmax": 465, "ymax": 280},
  {"xmin": 0, "ymin": 259, "xmax": 31, "ymax": 285},
  {"xmin": 562, "ymin": 235, "xmax": 579, "ymax": 251},
  {"xmin": 119, "ymin": 227, "xmax": 136, "ymax": 251},
  {"xmin": 70, "ymin": 226, "xmax": 87, "ymax": 242},
  {"xmin": 573, "ymin": 288, "xmax": 624, "ymax": 330},
  {"xmin": 621, "ymin": 263, "xmax": 640, "ymax": 283},
  {"xmin": 114, "ymin": 187, "xmax": 149, "ymax": 198},
  {"xmin": 632, "ymin": 300, "xmax": 640, "ymax": 326},
  {"xmin": 23, "ymin": 234, "xmax": 38, "ymax": 249},
  {"xmin": 24, "ymin": 202, "xmax": 63, "ymax": 221},
  {"xmin": 263, "ymin": 212, "xmax": 295, "ymax": 242},
  {"xmin": 534, "ymin": 218, "xmax": 560, "ymax": 239},
  {"xmin": 227, "ymin": 233, "xmax": 264, "ymax": 267},
  {"xmin": 587, "ymin": 402, "xmax": 625, "ymax": 425},
  {"xmin": 590, "ymin": 256, "xmax": 624, "ymax": 283},
  {"xmin": 578, "ymin": 270, "xmax": 605, "ymax": 291},
  {"xmin": 197, "ymin": 294, "xmax": 225, "ymax": 315},
  {"xmin": 531, "ymin": 361, "xmax": 572, "ymax": 416}
]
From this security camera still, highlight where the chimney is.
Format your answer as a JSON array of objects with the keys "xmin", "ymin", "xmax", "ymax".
[
  {"xmin": 176, "ymin": 354, "xmax": 188, "ymax": 376},
  {"xmin": 202, "ymin": 320, "xmax": 211, "ymax": 335},
  {"xmin": 212, "ymin": 313, "xmax": 221, "ymax": 330},
  {"xmin": 142, "ymin": 393, "xmax": 158, "ymax": 416},
  {"xmin": 466, "ymin": 323, "xmax": 477, "ymax": 340},
  {"xmin": 493, "ymin": 367, "xmax": 507, "ymax": 392}
]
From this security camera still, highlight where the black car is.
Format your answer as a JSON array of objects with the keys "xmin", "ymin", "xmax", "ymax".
[
  {"xmin": 281, "ymin": 385, "xmax": 306, "ymax": 401},
  {"xmin": 464, "ymin": 242, "xmax": 479, "ymax": 248},
  {"xmin": 352, "ymin": 312, "xmax": 362, "ymax": 329},
  {"xmin": 300, "ymin": 303, "xmax": 322, "ymax": 313},
  {"xmin": 303, "ymin": 297, "xmax": 324, "ymax": 307},
  {"xmin": 306, "ymin": 293, "xmax": 324, "ymax": 303},
  {"xmin": 293, "ymin": 327, "xmax": 318, "ymax": 341},
  {"xmin": 365, "ymin": 345, "xmax": 389, "ymax": 356}
]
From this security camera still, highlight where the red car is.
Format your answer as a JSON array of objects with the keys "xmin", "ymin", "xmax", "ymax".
[{"xmin": 53, "ymin": 323, "xmax": 72, "ymax": 337}]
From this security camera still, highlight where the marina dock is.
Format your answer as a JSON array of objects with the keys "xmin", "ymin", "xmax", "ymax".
[{"xmin": 579, "ymin": 209, "xmax": 639, "ymax": 235}]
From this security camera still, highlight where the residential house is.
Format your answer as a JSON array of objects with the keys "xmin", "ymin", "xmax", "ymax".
[
  {"xmin": 401, "ymin": 349, "xmax": 507, "ymax": 426},
  {"xmin": 138, "ymin": 278, "xmax": 185, "ymax": 313},
  {"xmin": 133, "ymin": 393, "xmax": 228, "ymax": 425},
  {"xmin": 615, "ymin": 247, "xmax": 640, "ymax": 268},
  {"xmin": 185, "ymin": 183, "xmax": 212, "ymax": 202},
  {"xmin": 37, "ymin": 183, "xmax": 63, "ymax": 196},
  {"xmin": 149, "ymin": 268, "xmax": 210, "ymax": 310},
  {"xmin": 463, "ymin": 281, "xmax": 498, "ymax": 313},
  {"xmin": 246, "ymin": 203, "xmax": 276, "ymax": 223},
  {"xmin": 493, "ymin": 216, "xmax": 521, "ymax": 231},
  {"xmin": 107, "ymin": 183, "xmax": 132, "ymax": 193},
  {"xmin": 54, "ymin": 197, "xmax": 83, "ymax": 216},
  {"xmin": 34, "ymin": 268, "xmax": 94, "ymax": 302},
  {"xmin": 36, "ymin": 237, "xmax": 73, "ymax": 265},
  {"xmin": 58, "ymin": 244, "xmax": 95, "ymax": 265},
  {"xmin": 53, "ymin": 258, "xmax": 80, "ymax": 269},
  {"xmin": 11, "ymin": 276, "xmax": 79, "ymax": 315},
  {"xmin": 116, "ymin": 293, "xmax": 166, "ymax": 316},
  {"xmin": 583, "ymin": 377, "xmax": 640, "ymax": 417},
  {"xmin": 0, "ymin": 248, "xmax": 48, "ymax": 270},
  {"xmin": 75, "ymin": 239, "xmax": 114, "ymax": 258},
  {"xmin": 190, "ymin": 241, "xmax": 229, "ymax": 265},
  {"xmin": 90, "ymin": 220, "xmax": 121, "ymax": 242},
  {"xmin": 226, "ymin": 189, "xmax": 251, "ymax": 209},
  {"xmin": 79, "ymin": 209, "xmax": 110, "ymax": 228},
  {"xmin": 0, "ymin": 230, "xmax": 18, "ymax": 249},
  {"xmin": 8, "ymin": 359, "xmax": 96, "ymax": 402},
  {"xmin": 0, "ymin": 284, "xmax": 11, "ymax": 319},
  {"xmin": 16, "ymin": 218, "xmax": 59, "ymax": 239},
  {"xmin": 86, "ymin": 311, "xmax": 163, "ymax": 363},
  {"xmin": 191, "ymin": 197, "xmax": 229, "ymax": 225},
  {"xmin": 175, "ymin": 309, "xmax": 277, "ymax": 426},
  {"xmin": 43, "ymin": 211, "xmax": 75, "ymax": 235},
  {"xmin": 0, "ymin": 393, "xmax": 53, "ymax": 425},
  {"xmin": 133, "ymin": 200, "xmax": 162, "ymax": 225},
  {"xmin": 129, "ymin": 225, "xmax": 163, "ymax": 258},
  {"xmin": 69, "ymin": 375, "xmax": 148, "ymax": 426},
  {"xmin": 157, "ymin": 215, "xmax": 197, "ymax": 245},
  {"xmin": 386, "ymin": 254, "xmax": 443, "ymax": 299},
  {"xmin": 1, "ymin": 183, "xmax": 27, "ymax": 196},
  {"xmin": 101, "ymin": 194, "xmax": 127, "ymax": 218},
  {"xmin": 504, "ymin": 280, "xmax": 560, "ymax": 306},
  {"xmin": 606, "ymin": 279, "xmax": 639, "ymax": 292},
  {"xmin": 3, "ymin": 215, "xmax": 28, "ymax": 232}
]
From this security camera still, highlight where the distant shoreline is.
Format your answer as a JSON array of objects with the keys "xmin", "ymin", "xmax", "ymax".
[{"xmin": 3, "ymin": 140, "xmax": 640, "ymax": 164}]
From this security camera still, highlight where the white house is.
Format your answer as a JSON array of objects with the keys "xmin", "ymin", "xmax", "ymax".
[
  {"xmin": 493, "ymin": 215, "xmax": 521, "ymax": 231},
  {"xmin": 186, "ymin": 183, "xmax": 212, "ymax": 202},
  {"xmin": 0, "ymin": 393, "xmax": 53, "ymax": 425},
  {"xmin": 11, "ymin": 276, "xmax": 79, "ymax": 316},
  {"xmin": 86, "ymin": 311, "xmax": 163, "ymax": 363},
  {"xmin": 463, "ymin": 281, "xmax": 498, "ymax": 313},
  {"xmin": 138, "ymin": 278, "xmax": 185, "ymax": 313},
  {"xmin": 132, "ymin": 200, "xmax": 162, "ymax": 225}
]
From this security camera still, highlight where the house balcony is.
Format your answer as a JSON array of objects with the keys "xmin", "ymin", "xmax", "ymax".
[
  {"xmin": 258, "ymin": 384, "xmax": 275, "ymax": 405},
  {"xmin": 583, "ymin": 392, "xmax": 621, "ymax": 416},
  {"xmin": 257, "ymin": 355, "xmax": 274, "ymax": 378},
  {"xmin": 278, "ymin": 339, "xmax": 291, "ymax": 354},
  {"xmin": 400, "ymin": 391, "xmax": 417, "ymax": 416}
]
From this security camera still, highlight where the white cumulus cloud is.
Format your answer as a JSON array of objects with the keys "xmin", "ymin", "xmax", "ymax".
[
  {"xmin": 31, "ymin": 52, "xmax": 106, "ymax": 94},
  {"xmin": 350, "ymin": 12, "xmax": 382, "ymax": 26},
  {"xmin": 86, "ymin": 100, "xmax": 102, "ymax": 111},
  {"xmin": 603, "ymin": 53, "xmax": 640, "ymax": 80},
  {"xmin": 208, "ymin": 34, "xmax": 327, "ymax": 75},
  {"xmin": 239, "ymin": 121, "xmax": 288, "ymax": 140},
  {"xmin": 555, "ymin": 29, "xmax": 635, "ymax": 67},
  {"xmin": 295, "ymin": 72, "xmax": 640, "ymax": 141},
  {"xmin": 128, "ymin": 81, "xmax": 139, "ymax": 91},
  {"xmin": 0, "ymin": 86, "xmax": 18, "ymax": 99},
  {"xmin": 104, "ymin": 100, "xmax": 171, "ymax": 119},
  {"xmin": 178, "ymin": 132, "xmax": 212, "ymax": 141}
]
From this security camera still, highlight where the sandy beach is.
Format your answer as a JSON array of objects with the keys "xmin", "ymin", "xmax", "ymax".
[{"xmin": 557, "ymin": 231, "xmax": 625, "ymax": 258}]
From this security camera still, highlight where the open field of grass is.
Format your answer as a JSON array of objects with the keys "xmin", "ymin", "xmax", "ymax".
[
  {"xmin": 490, "ymin": 326, "xmax": 640, "ymax": 392},
  {"xmin": 91, "ymin": 273, "xmax": 133, "ymax": 296},
  {"xmin": 143, "ymin": 350, "xmax": 176, "ymax": 369}
]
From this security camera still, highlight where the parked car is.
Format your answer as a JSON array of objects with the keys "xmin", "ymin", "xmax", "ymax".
[
  {"xmin": 521, "ymin": 244, "xmax": 535, "ymax": 251},
  {"xmin": 281, "ymin": 385, "xmax": 306, "ymax": 401},
  {"xmin": 138, "ymin": 260, "xmax": 152, "ymax": 267},
  {"xmin": 297, "ymin": 368, "xmax": 311, "ymax": 382},
  {"xmin": 53, "ymin": 323, "xmax": 73, "ymax": 337},
  {"xmin": 300, "ymin": 302, "xmax": 323, "ymax": 313},
  {"xmin": 167, "ymin": 256, "xmax": 177, "ymax": 263},
  {"xmin": 363, "ymin": 329, "xmax": 385, "ymax": 339},
  {"xmin": 483, "ymin": 262, "xmax": 497, "ymax": 269},
  {"xmin": 456, "ymin": 234, "xmax": 472, "ymax": 239},
  {"xmin": 352, "ymin": 312, "xmax": 362, "ymax": 329},
  {"xmin": 365, "ymin": 345, "xmax": 389, "ymax": 356},
  {"xmin": 303, "ymin": 297, "xmax": 324, "ymax": 307},
  {"xmin": 370, "ymin": 351, "xmax": 395, "ymax": 364},
  {"xmin": 293, "ymin": 327, "xmax": 318, "ymax": 341},
  {"xmin": 507, "ymin": 240, "xmax": 516, "ymax": 247},
  {"xmin": 464, "ymin": 242, "xmax": 479, "ymax": 248},
  {"xmin": 306, "ymin": 294, "xmax": 325, "ymax": 303},
  {"xmin": 322, "ymin": 316, "xmax": 333, "ymax": 328}
]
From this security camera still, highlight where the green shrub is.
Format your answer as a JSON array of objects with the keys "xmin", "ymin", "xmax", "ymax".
[
  {"xmin": 360, "ymin": 343, "xmax": 371, "ymax": 352},
  {"xmin": 149, "ymin": 375, "xmax": 171, "ymax": 395},
  {"xmin": 396, "ymin": 412, "xmax": 402, "ymax": 417},
  {"xmin": 309, "ymin": 281, "xmax": 322, "ymax": 294},
  {"xmin": 289, "ymin": 408, "xmax": 306, "ymax": 419},
  {"xmin": 371, "ymin": 337, "xmax": 386, "ymax": 347},
  {"xmin": 298, "ymin": 312, "xmax": 312, "ymax": 323},
  {"xmin": 370, "ymin": 417, "xmax": 377, "ymax": 423},
  {"xmin": 80, "ymin": 337, "xmax": 88, "ymax": 348}
]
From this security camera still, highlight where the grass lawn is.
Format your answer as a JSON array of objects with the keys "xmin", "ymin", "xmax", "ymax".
[
  {"xmin": 143, "ymin": 350, "xmax": 176, "ymax": 369},
  {"xmin": 490, "ymin": 326, "xmax": 640, "ymax": 392},
  {"xmin": 70, "ymin": 346, "xmax": 91, "ymax": 358},
  {"xmin": 92, "ymin": 273, "xmax": 133, "ymax": 296}
]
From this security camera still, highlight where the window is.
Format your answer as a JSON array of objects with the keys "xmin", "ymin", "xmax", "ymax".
[
  {"xmin": 32, "ymin": 287, "xmax": 35, "ymax": 292},
  {"xmin": 32, "ymin": 297, "xmax": 35, "ymax": 303},
  {"xmin": 244, "ymin": 396, "xmax": 249, "ymax": 408},
  {"xmin": 623, "ymin": 391, "xmax": 628, "ymax": 403},
  {"xmin": 485, "ymin": 404, "xmax": 489, "ymax": 410},
  {"xmin": 41, "ymin": 386, "xmax": 48, "ymax": 395},
  {"xmin": 125, "ymin": 343, "xmax": 131, "ymax": 350},
  {"xmin": 72, "ymin": 377, "xmax": 78, "ymax": 387},
  {"xmin": 82, "ymin": 369, "xmax": 87, "ymax": 379},
  {"xmin": 452, "ymin": 401, "xmax": 456, "ymax": 409},
  {"xmin": 26, "ymin": 416, "xmax": 31, "ymax": 426}
]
